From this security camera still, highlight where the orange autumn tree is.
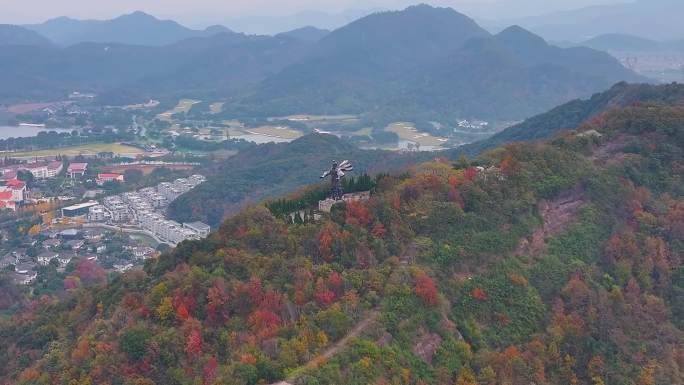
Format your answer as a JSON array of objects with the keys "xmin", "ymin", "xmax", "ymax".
[{"xmin": 414, "ymin": 273, "xmax": 439, "ymax": 307}]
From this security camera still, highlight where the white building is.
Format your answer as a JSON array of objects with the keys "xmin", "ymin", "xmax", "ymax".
[
  {"xmin": 184, "ymin": 222, "xmax": 211, "ymax": 238},
  {"xmin": 87, "ymin": 205, "xmax": 109, "ymax": 222}
]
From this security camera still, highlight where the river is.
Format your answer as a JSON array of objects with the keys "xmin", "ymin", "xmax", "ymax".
[{"xmin": 0, "ymin": 126, "xmax": 72, "ymax": 140}]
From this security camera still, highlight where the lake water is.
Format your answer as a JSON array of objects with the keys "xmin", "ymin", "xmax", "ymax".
[{"xmin": 0, "ymin": 126, "xmax": 72, "ymax": 140}]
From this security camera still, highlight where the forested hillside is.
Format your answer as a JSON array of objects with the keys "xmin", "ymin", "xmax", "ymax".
[
  {"xmin": 168, "ymin": 134, "xmax": 431, "ymax": 226},
  {"xmin": 1, "ymin": 97, "xmax": 682, "ymax": 385},
  {"xmin": 450, "ymin": 82, "xmax": 684, "ymax": 158}
]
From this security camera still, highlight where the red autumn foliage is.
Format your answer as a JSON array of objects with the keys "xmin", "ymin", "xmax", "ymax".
[
  {"xmin": 207, "ymin": 280, "xmax": 229, "ymax": 325},
  {"xmin": 185, "ymin": 329, "xmax": 202, "ymax": 357},
  {"xmin": 203, "ymin": 356, "xmax": 218, "ymax": 385},
  {"xmin": 234, "ymin": 224, "xmax": 249, "ymax": 238},
  {"xmin": 448, "ymin": 187, "xmax": 464, "ymax": 207},
  {"xmin": 472, "ymin": 287, "xmax": 488, "ymax": 301},
  {"xmin": 294, "ymin": 290, "xmax": 307, "ymax": 305},
  {"xmin": 73, "ymin": 259, "xmax": 106, "ymax": 286},
  {"xmin": 346, "ymin": 201, "xmax": 372, "ymax": 227},
  {"xmin": 464, "ymin": 167, "xmax": 479, "ymax": 181},
  {"xmin": 327, "ymin": 271, "xmax": 344, "ymax": 291},
  {"xmin": 247, "ymin": 277, "xmax": 263, "ymax": 306},
  {"xmin": 176, "ymin": 303, "xmax": 190, "ymax": 321},
  {"xmin": 500, "ymin": 155, "xmax": 519, "ymax": 175},
  {"xmin": 240, "ymin": 353, "xmax": 257, "ymax": 365},
  {"xmin": 248, "ymin": 309, "xmax": 281, "ymax": 340},
  {"xmin": 139, "ymin": 357, "xmax": 152, "ymax": 373},
  {"xmin": 260, "ymin": 290, "xmax": 283, "ymax": 310},
  {"xmin": 390, "ymin": 193, "xmax": 401, "ymax": 209},
  {"xmin": 414, "ymin": 273, "xmax": 439, "ymax": 307},
  {"xmin": 318, "ymin": 223, "xmax": 339, "ymax": 261},
  {"xmin": 422, "ymin": 173, "xmax": 442, "ymax": 189},
  {"xmin": 448, "ymin": 174, "xmax": 461, "ymax": 188},
  {"xmin": 63, "ymin": 276, "xmax": 81, "ymax": 291},
  {"xmin": 315, "ymin": 289, "xmax": 336, "ymax": 307},
  {"xmin": 371, "ymin": 222, "xmax": 387, "ymax": 238},
  {"xmin": 315, "ymin": 277, "xmax": 336, "ymax": 307}
]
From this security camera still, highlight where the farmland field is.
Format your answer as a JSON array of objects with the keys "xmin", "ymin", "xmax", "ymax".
[
  {"xmin": 277, "ymin": 114, "xmax": 359, "ymax": 122},
  {"xmin": 7, "ymin": 143, "xmax": 144, "ymax": 158},
  {"xmin": 156, "ymin": 99, "xmax": 201, "ymax": 122},
  {"xmin": 246, "ymin": 126, "xmax": 303, "ymax": 140},
  {"xmin": 352, "ymin": 127, "xmax": 373, "ymax": 136},
  {"xmin": 385, "ymin": 122, "xmax": 448, "ymax": 147}
]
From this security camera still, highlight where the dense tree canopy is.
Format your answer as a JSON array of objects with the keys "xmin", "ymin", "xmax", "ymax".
[{"xmin": 0, "ymin": 101, "xmax": 682, "ymax": 385}]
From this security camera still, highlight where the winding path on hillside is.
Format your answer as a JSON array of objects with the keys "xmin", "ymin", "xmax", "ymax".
[{"xmin": 274, "ymin": 242, "xmax": 422, "ymax": 384}]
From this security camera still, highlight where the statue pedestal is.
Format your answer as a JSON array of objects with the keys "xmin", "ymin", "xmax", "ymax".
[{"xmin": 318, "ymin": 191, "xmax": 371, "ymax": 213}]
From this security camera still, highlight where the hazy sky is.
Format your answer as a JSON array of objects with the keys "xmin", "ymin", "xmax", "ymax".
[{"xmin": 1, "ymin": 0, "xmax": 626, "ymax": 26}]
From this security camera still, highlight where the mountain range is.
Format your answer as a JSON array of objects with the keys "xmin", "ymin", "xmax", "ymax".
[
  {"xmin": 0, "ymin": 24, "xmax": 53, "ymax": 47},
  {"xmin": 0, "ymin": 32, "xmax": 310, "ymax": 103},
  {"xmin": 23, "ymin": 11, "xmax": 234, "ymax": 47},
  {"xmin": 572, "ymin": 33, "xmax": 684, "ymax": 53},
  {"xmin": 1, "ymin": 5, "xmax": 642, "ymax": 124},
  {"xmin": 227, "ymin": 5, "xmax": 641, "ymax": 122},
  {"xmin": 500, "ymin": 0, "xmax": 684, "ymax": 42}
]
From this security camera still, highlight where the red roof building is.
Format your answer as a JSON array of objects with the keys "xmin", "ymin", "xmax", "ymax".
[
  {"xmin": 96, "ymin": 173, "xmax": 124, "ymax": 185},
  {"xmin": 5, "ymin": 179, "xmax": 26, "ymax": 189},
  {"xmin": 67, "ymin": 163, "xmax": 88, "ymax": 178},
  {"xmin": 0, "ymin": 190, "xmax": 16, "ymax": 211}
]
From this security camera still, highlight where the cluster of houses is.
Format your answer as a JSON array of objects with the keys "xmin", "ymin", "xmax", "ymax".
[
  {"xmin": 456, "ymin": 119, "xmax": 490, "ymax": 130},
  {"xmin": 1, "ymin": 227, "xmax": 160, "ymax": 286},
  {"xmin": 0, "ymin": 160, "xmax": 129, "ymax": 211},
  {"xmin": 0, "ymin": 161, "xmax": 91, "ymax": 211},
  {"xmin": 59, "ymin": 175, "xmax": 210, "ymax": 246},
  {"xmin": 0, "ymin": 161, "xmax": 63, "ymax": 210}
]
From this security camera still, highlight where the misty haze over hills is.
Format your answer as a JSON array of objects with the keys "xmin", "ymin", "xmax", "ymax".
[
  {"xmin": 0, "ymin": 5, "xmax": 642, "ymax": 124},
  {"xmin": 498, "ymin": 0, "xmax": 684, "ymax": 42},
  {"xmin": 23, "ymin": 11, "xmax": 234, "ymax": 47}
]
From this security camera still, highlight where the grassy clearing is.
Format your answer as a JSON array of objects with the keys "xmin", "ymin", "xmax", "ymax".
[
  {"xmin": 277, "ymin": 114, "xmax": 359, "ymax": 122},
  {"xmin": 9, "ymin": 143, "xmax": 143, "ymax": 158},
  {"xmin": 246, "ymin": 126, "xmax": 303, "ymax": 140},
  {"xmin": 156, "ymin": 99, "xmax": 201, "ymax": 122},
  {"xmin": 385, "ymin": 122, "xmax": 448, "ymax": 147},
  {"xmin": 353, "ymin": 127, "xmax": 373, "ymax": 136}
]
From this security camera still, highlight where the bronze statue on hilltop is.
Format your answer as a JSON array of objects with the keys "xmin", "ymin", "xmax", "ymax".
[{"xmin": 321, "ymin": 160, "xmax": 353, "ymax": 200}]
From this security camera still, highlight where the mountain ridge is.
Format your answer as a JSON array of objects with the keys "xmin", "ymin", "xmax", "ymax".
[
  {"xmin": 0, "ymin": 24, "xmax": 53, "ymax": 47},
  {"xmin": 24, "ymin": 11, "xmax": 236, "ymax": 46},
  {"xmin": 229, "ymin": 7, "xmax": 641, "ymax": 122}
]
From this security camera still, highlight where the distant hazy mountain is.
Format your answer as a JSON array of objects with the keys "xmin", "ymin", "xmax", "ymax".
[
  {"xmin": 501, "ymin": 0, "xmax": 684, "ymax": 42},
  {"xmin": 579, "ymin": 34, "xmax": 661, "ymax": 52},
  {"xmin": 231, "ymin": 5, "xmax": 490, "ymax": 116},
  {"xmin": 24, "ymin": 11, "xmax": 234, "ymax": 46},
  {"xmin": 228, "ymin": 5, "xmax": 642, "ymax": 122},
  {"xmin": 575, "ymin": 33, "xmax": 684, "ymax": 53},
  {"xmin": 3, "ymin": 4, "xmax": 642, "ymax": 123},
  {"xmin": 277, "ymin": 26, "xmax": 330, "ymax": 43},
  {"xmin": 0, "ymin": 33, "xmax": 310, "ymax": 103},
  {"xmin": 221, "ymin": 8, "xmax": 381, "ymax": 35},
  {"xmin": 0, "ymin": 24, "xmax": 53, "ymax": 47}
]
